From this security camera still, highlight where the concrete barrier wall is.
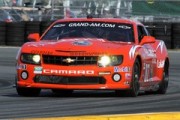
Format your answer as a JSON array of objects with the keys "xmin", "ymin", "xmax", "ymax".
[{"xmin": 0, "ymin": 21, "xmax": 179, "ymax": 49}]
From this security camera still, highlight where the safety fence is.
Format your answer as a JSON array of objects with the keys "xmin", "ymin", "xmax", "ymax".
[{"xmin": 0, "ymin": 21, "xmax": 180, "ymax": 49}]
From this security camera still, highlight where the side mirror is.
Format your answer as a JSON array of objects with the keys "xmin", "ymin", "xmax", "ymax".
[
  {"xmin": 27, "ymin": 33, "xmax": 40, "ymax": 42},
  {"xmin": 140, "ymin": 36, "xmax": 156, "ymax": 45}
]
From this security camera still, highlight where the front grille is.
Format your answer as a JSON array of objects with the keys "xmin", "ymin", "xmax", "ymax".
[
  {"xmin": 43, "ymin": 55, "xmax": 98, "ymax": 66},
  {"xmin": 34, "ymin": 75, "xmax": 106, "ymax": 85}
]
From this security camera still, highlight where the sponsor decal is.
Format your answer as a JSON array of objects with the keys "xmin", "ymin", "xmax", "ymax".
[
  {"xmin": 43, "ymin": 69, "xmax": 94, "ymax": 75},
  {"xmin": 34, "ymin": 67, "xmax": 43, "ymax": 74},
  {"xmin": 125, "ymin": 73, "xmax": 131, "ymax": 80},
  {"xmin": 152, "ymin": 58, "xmax": 157, "ymax": 64},
  {"xmin": 70, "ymin": 52, "xmax": 107, "ymax": 56},
  {"xmin": 68, "ymin": 22, "xmax": 116, "ymax": 28},
  {"xmin": 114, "ymin": 66, "xmax": 131, "ymax": 72},
  {"xmin": 143, "ymin": 63, "xmax": 154, "ymax": 82},
  {"xmin": 157, "ymin": 60, "xmax": 165, "ymax": 68},
  {"xmin": 53, "ymin": 24, "xmax": 66, "ymax": 27},
  {"xmin": 147, "ymin": 49, "xmax": 156, "ymax": 57},
  {"xmin": 118, "ymin": 25, "xmax": 131, "ymax": 29},
  {"xmin": 31, "ymin": 50, "xmax": 53, "ymax": 55},
  {"xmin": 28, "ymin": 42, "xmax": 56, "ymax": 47},
  {"xmin": 114, "ymin": 66, "xmax": 120, "ymax": 72},
  {"xmin": 143, "ymin": 45, "xmax": 156, "ymax": 57},
  {"xmin": 144, "ymin": 63, "xmax": 150, "ymax": 82},
  {"xmin": 16, "ymin": 64, "xmax": 27, "ymax": 70},
  {"xmin": 73, "ymin": 40, "xmax": 92, "ymax": 46}
]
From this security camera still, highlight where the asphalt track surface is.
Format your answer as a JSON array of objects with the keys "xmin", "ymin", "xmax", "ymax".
[{"xmin": 0, "ymin": 47, "xmax": 180, "ymax": 119}]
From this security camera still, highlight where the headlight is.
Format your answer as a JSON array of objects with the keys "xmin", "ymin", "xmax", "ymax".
[
  {"xmin": 20, "ymin": 53, "xmax": 41, "ymax": 65},
  {"xmin": 32, "ymin": 55, "xmax": 41, "ymax": 63},
  {"xmin": 98, "ymin": 55, "xmax": 111, "ymax": 67},
  {"xmin": 98, "ymin": 55, "xmax": 123, "ymax": 67}
]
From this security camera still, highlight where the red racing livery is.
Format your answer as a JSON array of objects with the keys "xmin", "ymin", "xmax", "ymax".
[{"xmin": 15, "ymin": 18, "xmax": 169, "ymax": 97}]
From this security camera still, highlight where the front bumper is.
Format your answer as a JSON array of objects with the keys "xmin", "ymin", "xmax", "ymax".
[{"xmin": 16, "ymin": 64, "xmax": 132, "ymax": 90}]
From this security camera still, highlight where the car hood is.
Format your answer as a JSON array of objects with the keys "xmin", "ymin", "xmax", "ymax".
[{"xmin": 23, "ymin": 38, "xmax": 133, "ymax": 55}]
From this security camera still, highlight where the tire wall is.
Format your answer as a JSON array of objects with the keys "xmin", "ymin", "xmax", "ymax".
[{"xmin": 0, "ymin": 21, "xmax": 179, "ymax": 49}]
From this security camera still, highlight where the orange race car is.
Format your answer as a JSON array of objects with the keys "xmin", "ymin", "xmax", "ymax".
[{"xmin": 15, "ymin": 18, "xmax": 169, "ymax": 97}]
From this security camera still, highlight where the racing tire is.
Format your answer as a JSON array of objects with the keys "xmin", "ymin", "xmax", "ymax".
[
  {"xmin": 115, "ymin": 59, "xmax": 140, "ymax": 97},
  {"xmin": 51, "ymin": 89, "xmax": 73, "ymax": 96},
  {"xmin": 156, "ymin": 61, "xmax": 169, "ymax": 94},
  {"xmin": 16, "ymin": 87, "xmax": 41, "ymax": 97},
  {"xmin": 128, "ymin": 59, "xmax": 140, "ymax": 97}
]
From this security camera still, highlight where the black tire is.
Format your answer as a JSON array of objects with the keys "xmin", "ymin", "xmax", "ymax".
[
  {"xmin": 16, "ymin": 86, "xmax": 41, "ymax": 97},
  {"xmin": 52, "ymin": 89, "xmax": 73, "ymax": 96},
  {"xmin": 128, "ymin": 59, "xmax": 141, "ymax": 97},
  {"xmin": 115, "ymin": 59, "xmax": 140, "ymax": 97},
  {"xmin": 156, "ymin": 61, "xmax": 169, "ymax": 94}
]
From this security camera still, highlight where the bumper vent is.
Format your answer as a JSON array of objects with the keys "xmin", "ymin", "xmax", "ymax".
[{"xmin": 34, "ymin": 75, "xmax": 106, "ymax": 85}]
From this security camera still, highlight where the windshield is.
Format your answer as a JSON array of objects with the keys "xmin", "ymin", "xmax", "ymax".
[{"xmin": 42, "ymin": 22, "xmax": 134, "ymax": 42}]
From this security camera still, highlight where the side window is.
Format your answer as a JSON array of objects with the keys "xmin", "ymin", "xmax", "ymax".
[{"xmin": 138, "ymin": 25, "xmax": 148, "ymax": 42}]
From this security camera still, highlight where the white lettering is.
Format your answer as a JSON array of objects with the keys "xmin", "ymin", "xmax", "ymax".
[
  {"xmin": 86, "ymin": 70, "xmax": 94, "ymax": 74},
  {"xmin": 101, "ymin": 23, "xmax": 115, "ymax": 28},
  {"xmin": 43, "ymin": 69, "xmax": 50, "ymax": 74},
  {"xmin": 69, "ymin": 70, "xmax": 76, "ymax": 74},
  {"xmin": 77, "ymin": 70, "xmax": 85, "ymax": 74},
  {"xmin": 51, "ymin": 70, "xmax": 58, "ymax": 74},
  {"xmin": 157, "ymin": 60, "xmax": 165, "ymax": 68},
  {"xmin": 59, "ymin": 70, "xmax": 68, "ymax": 74},
  {"xmin": 43, "ymin": 69, "xmax": 94, "ymax": 75},
  {"xmin": 69, "ymin": 22, "xmax": 116, "ymax": 28}
]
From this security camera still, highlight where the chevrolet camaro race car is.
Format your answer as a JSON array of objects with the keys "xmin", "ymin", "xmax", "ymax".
[{"xmin": 15, "ymin": 18, "xmax": 169, "ymax": 97}]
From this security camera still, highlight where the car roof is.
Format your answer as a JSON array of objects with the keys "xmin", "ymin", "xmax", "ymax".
[{"xmin": 54, "ymin": 18, "xmax": 143, "ymax": 26}]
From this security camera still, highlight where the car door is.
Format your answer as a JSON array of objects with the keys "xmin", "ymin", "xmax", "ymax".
[{"xmin": 137, "ymin": 25, "xmax": 157, "ymax": 87}]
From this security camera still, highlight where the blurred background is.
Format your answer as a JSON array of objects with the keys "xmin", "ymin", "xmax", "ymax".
[
  {"xmin": 0, "ymin": 0, "xmax": 180, "ymax": 48},
  {"xmin": 0, "ymin": 0, "xmax": 180, "ymax": 22}
]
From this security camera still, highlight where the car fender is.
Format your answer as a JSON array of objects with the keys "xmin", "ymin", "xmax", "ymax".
[{"xmin": 153, "ymin": 40, "xmax": 169, "ymax": 79}]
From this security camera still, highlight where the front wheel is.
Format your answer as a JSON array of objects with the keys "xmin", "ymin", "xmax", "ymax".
[
  {"xmin": 156, "ymin": 61, "xmax": 169, "ymax": 94},
  {"xmin": 128, "ymin": 59, "xmax": 140, "ymax": 97}
]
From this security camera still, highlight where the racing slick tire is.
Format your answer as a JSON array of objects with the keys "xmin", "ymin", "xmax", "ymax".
[
  {"xmin": 16, "ymin": 87, "xmax": 41, "ymax": 97},
  {"xmin": 128, "ymin": 59, "xmax": 141, "ymax": 97},
  {"xmin": 51, "ymin": 89, "xmax": 73, "ymax": 96},
  {"xmin": 116, "ymin": 59, "xmax": 140, "ymax": 97},
  {"xmin": 156, "ymin": 61, "xmax": 169, "ymax": 94}
]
